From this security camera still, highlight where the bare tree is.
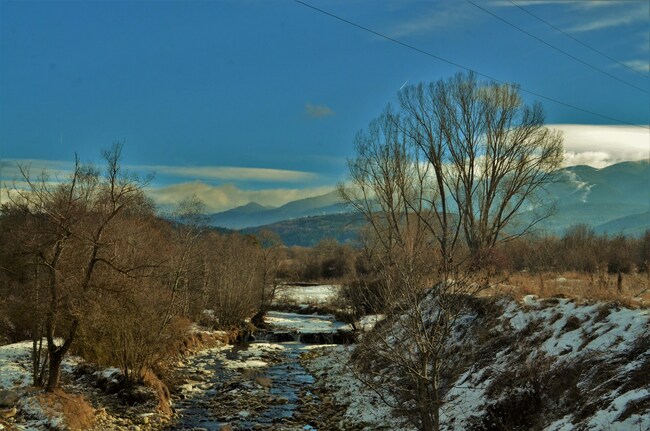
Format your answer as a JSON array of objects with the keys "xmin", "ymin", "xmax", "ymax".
[
  {"xmin": 399, "ymin": 73, "xmax": 563, "ymax": 265},
  {"xmin": 208, "ymin": 233, "xmax": 264, "ymax": 328},
  {"xmin": 254, "ymin": 229, "xmax": 283, "ymax": 318},
  {"xmin": 339, "ymin": 72, "xmax": 563, "ymax": 431},
  {"xmin": 165, "ymin": 195, "xmax": 207, "ymax": 321},
  {"xmin": 6, "ymin": 144, "xmax": 152, "ymax": 391}
]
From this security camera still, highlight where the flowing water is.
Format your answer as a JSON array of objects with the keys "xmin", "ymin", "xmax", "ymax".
[{"xmin": 167, "ymin": 309, "xmax": 350, "ymax": 431}]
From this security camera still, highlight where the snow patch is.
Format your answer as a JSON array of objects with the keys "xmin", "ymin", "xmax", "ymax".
[{"xmin": 274, "ymin": 284, "xmax": 339, "ymax": 306}]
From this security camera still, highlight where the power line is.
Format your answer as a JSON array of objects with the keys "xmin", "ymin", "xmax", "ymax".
[
  {"xmin": 465, "ymin": 0, "xmax": 648, "ymax": 95},
  {"xmin": 293, "ymin": 0, "xmax": 649, "ymax": 130},
  {"xmin": 508, "ymin": 0, "xmax": 647, "ymax": 78}
]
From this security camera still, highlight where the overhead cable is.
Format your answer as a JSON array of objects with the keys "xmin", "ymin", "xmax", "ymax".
[{"xmin": 293, "ymin": 0, "xmax": 649, "ymax": 129}]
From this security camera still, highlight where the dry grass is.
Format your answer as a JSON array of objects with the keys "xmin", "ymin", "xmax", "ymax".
[
  {"xmin": 37, "ymin": 389, "xmax": 95, "ymax": 431},
  {"xmin": 140, "ymin": 368, "xmax": 172, "ymax": 416},
  {"xmin": 489, "ymin": 271, "xmax": 650, "ymax": 308},
  {"xmin": 177, "ymin": 328, "xmax": 233, "ymax": 357}
]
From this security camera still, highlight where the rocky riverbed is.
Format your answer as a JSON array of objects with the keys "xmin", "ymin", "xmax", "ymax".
[
  {"xmin": 166, "ymin": 310, "xmax": 355, "ymax": 431},
  {"xmin": 0, "ymin": 285, "xmax": 363, "ymax": 431}
]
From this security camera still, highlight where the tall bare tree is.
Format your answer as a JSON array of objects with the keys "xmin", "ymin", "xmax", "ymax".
[
  {"xmin": 340, "ymin": 72, "xmax": 563, "ymax": 431},
  {"xmin": 165, "ymin": 195, "xmax": 207, "ymax": 320},
  {"xmin": 257, "ymin": 229, "xmax": 283, "ymax": 313},
  {"xmin": 399, "ymin": 73, "xmax": 564, "ymax": 265}
]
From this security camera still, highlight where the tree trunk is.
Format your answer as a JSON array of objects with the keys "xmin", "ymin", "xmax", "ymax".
[
  {"xmin": 45, "ymin": 320, "xmax": 78, "ymax": 392},
  {"xmin": 432, "ymin": 400, "xmax": 440, "ymax": 431},
  {"xmin": 46, "ymin": 349, "xmax": 63, "ymax": 392},
  {"xmin": 417, "ymin": 377, "xmax": 436, "ymax": 431},
  {"xmin": 419, "ymin": 407, "xmax": 435, "ymax": 431}
]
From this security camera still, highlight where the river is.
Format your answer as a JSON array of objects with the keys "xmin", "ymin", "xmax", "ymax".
[{"xmin": 167, "ymin": 287, "xmax": 349, "ymax": 431}]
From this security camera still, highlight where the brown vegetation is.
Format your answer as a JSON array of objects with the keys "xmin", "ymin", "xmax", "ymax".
[
  {"xmin": 0, "ymin": 145, "xmax": 274, "ymax": 400},
  {"xmin": 277, "ymin": 239, "xmax": 357, "ymax": 283},
  {"xmin": 37, "ymin": 390, "xmax": 95, "ymax": 431},
  {"xmin": 338, "ymin": 72, "xmax": 564, "ymax": 431},
  {"xmin": 493, "ymin": 271, "xmax": 649, "ymax": 307}
]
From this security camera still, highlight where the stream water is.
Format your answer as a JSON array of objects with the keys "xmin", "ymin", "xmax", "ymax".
[{"xmin": 167, "ymin": 309, "xmax": 349, "ymax": 431}]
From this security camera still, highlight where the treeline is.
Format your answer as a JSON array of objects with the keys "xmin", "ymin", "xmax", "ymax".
[
  {"xmin": 489, "ymin": 225, "xmax": 650, "ymax": 275},
  {"xmin": 277, "ymin": 239, "xmax": 356, "ymax": 281},
  {"xmin": 0, "ymin": 145, "xmax": 277, "ymax": 391},
  {"xmin": 277, "ymin": 226, "xmax": 650, "ymax": 285}
]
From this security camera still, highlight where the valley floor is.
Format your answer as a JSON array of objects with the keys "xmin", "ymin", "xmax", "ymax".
[{"xmin": 1, "ymin": 287, "xmax": 648, "ymax": 431}]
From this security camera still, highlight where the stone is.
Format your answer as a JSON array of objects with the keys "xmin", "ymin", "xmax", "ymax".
[
  {"xmin": 0, "ymin": 390, "xmax": 19, "ymax": 408},
  {"xmin": 0, "ymin": 407, "xmax": 17, "ymax": 420},
  {"xmin": 123, "ymin": 385, "xmax": 156, "ymax": 405}
]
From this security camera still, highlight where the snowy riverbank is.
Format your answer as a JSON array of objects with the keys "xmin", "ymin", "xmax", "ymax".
[
  {"xmin": 2, "ymin": 287, "xmax": 647, "ymax": 430},
  {"xmin": 303, "ymin": 295, "xmax": 649, "ymax": 431}
]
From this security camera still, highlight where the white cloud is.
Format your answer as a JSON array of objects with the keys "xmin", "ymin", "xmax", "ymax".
[
  {"xmin": 136, "ymin": 164, "xmax": 317, "ymax": 182},
  {"xmin": 567, "ymin": 2, "xmax": 648, "ymax": 33},
  {"xmin": 495, "ymin": 1, "xmax": 648, "ymax": 33},
  {"xmin": 1, "ymin": 159, "xmax": 317, "ymax": 183},
  {"xmin": 621, "ymin": 60, "xmax": 650, "ymax": 73},
  {"xmin": 0, "ymin": 159, "xmax": 74, "ymax": 179},
  {"xmin": 305, "ymin": 103, "xmax": 335, "ymax": 118},
  {"xmin": 569, "ymin": 14, "xmax": 644, "ymax": 33},
  {"xmin": 549, "ymin": 124, "xmax": 650, "ymax": 168},
  {"xmin": 496, "ymin": 0, "xmax": 636, "ymax": 8},
  {"xmin": 389, "ymin": 3, "xmax": 478, "ymax": 38},
  {"xmin": 148, "ymin": 181, "xmax": 335, "ymax": 213}
]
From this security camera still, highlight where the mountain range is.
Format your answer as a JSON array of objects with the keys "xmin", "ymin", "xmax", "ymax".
[
  {"xmin": 533, "ymin": 160, "xmax": 649, "ymax": 235},
  {"xmin": 207, "ymin": 190, "xmax": 349, "ymax": 229},
  {"xmin": 208, "ymin": 160, "xmax": 649, "ymax": 246}
]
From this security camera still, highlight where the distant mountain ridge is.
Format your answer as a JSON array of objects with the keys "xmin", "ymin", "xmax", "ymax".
[
  {"xmin": 242, "ymin": 213, "xmax": 367, "ymax": 247},
  {"xmin": 533, "ymin": 160, "xmax": 650, "ymax": 234},
  {"xmin": 207, "ymin": 190, "xmax": 348, "ymax": 229},
  {"xmin": 208, "ymin": 160, "xmax": 649, "ymax": 246},
  {"xmin": 227, "ymin": 202, "xmax": 276, "ymax": 214}
]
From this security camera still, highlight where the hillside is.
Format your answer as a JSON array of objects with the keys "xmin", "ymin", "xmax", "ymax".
[
  {"xmin": 534, "ymin": 160, "xmax": 650, "ymax": 235},
  {"xmin": 208, "ymin": 191, "xmax": 348, "ymax": 229},
  {"xmin": 242, "ymin": 213, "xmax": 366, "ymax": 247},
  {"xmin": 305, "ymin": 294, "xmax": 650, "ymax": 430},
  {"xmin": 596, "ymin": 211, "xmax": 650, "ymax": 237}
]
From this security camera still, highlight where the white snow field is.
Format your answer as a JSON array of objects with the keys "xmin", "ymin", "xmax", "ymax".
[
  {"xmin": 0, "ymin": 340, "xmax": 83, "ymax": 430},
  {"xmin": 273, "ymin": 284, "xmax": 340, "ymax": 306}
]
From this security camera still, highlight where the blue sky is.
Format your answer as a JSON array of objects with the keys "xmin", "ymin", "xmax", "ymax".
[{"xmin": 1, "ymin": 0, "xmax": 648, "ymax": 211}]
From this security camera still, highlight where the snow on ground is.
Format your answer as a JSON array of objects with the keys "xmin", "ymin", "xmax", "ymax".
[
  {"xmin": 0, "ymin": 340, "xmax": 84, "ymax": 430},
  {"xmin": 305, "ymin": 296, "xmax": 649, "ymax": 431},
  {"xmin": 339, "ymin": 314, "xmax": 386, "ymax": 332},
  {"xmin": 452, "ymin": 296, "xmax": 649, "ymax": 430},
  {"xmin": 304, "ymin": 345, "xmax": 413, "ymax": 431},
  {"xmin": 197, "ymin": 342, "xmax": 287, "ymax": 371},
  {"xmin": 357, "ymin": 314, "xmax": 385, "ymax": 331},
  {"xmin": 0, "ymin": 340, "xmax": 81, "ymax": 391},
  {"xmin": 0, "ymin": 341, "xmax": 34, "ymax": 390},
  {"xmin": 586, "ymin": 388, "xmax": 649, "ymax": 430},
  {"xmin": 274, "ymin": 284, "xmax": 339, "ymax": 306}
]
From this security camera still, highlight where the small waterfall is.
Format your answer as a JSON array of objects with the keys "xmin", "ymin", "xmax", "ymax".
[
  {"xmin": 250, "ymin": 328, "xmax": 353, "ymax": 345},
  {"xmin": 250, "ymin": 330, "xmax": 301, "ymax": 343}
]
